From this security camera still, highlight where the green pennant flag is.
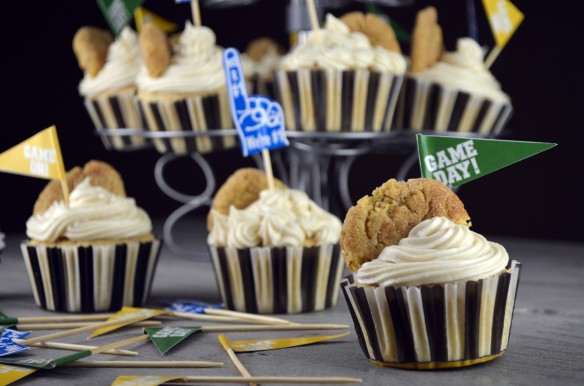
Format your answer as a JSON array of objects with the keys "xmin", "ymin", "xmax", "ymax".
[
  {"xmin": 0, "ymin": 351, "xmax": 91, "ymax": 369},
  {"xmin": 97, "ymin": 0, "xmax": 144, "ymax": 37},
  {"xmin": 144, "ymin": 326, "xmax": 202, "ymax": 355},
  {"xmin": 417, "ymin": 134, "xmax": 556, "ymax": 188}
]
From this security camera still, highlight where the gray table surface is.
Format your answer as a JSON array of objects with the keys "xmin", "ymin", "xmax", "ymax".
[{"xmin": 0, "ymin": 221, "xmax": 583, "ymax": 386}]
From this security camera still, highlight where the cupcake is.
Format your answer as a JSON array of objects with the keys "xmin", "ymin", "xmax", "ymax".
[
  {"xmin": 243, "ymin": 37, "xmax": 285, "ymax": 98},
  {"xmin": 136, "ymin": 22, "xmax": 236, "ymax": 155},
  {"xmin": 20, "ymin": 160, "xmax": 162, "ymax": 313},
  {"xmin": 340, "ymin": 178, "xmax": 521, "ymax": 368},
  {"xmin": 396, "ymin": 7, "xmax": 513, "ymax": 135},
  {"xmin": 274, "ymin": 13, "xmax": 406, "ymax": 133},
  {"xmin": 207, "ymin": 168, "xmax": 344, "ymax": 314},
  {"xmin": 73, "ymin": 26, "xmax": 147, "ymax": 150}
]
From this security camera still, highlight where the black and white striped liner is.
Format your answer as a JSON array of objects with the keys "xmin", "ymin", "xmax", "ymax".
[
  {"xmin": 341, "ymin": 261, "xmax": 521, "ymax": 368},
  {"xmin": 83, "ymin": 89, "xmax": 148, "ymax": 151},
  {"xmin": 139, "ymin": 92, "xmax": 237, "ymax": 155},
  {"xmin": 274, "ymin": 69, "xmax": 403, "ymax": 132},
  {"xmin": 209, "ymin": 244, "xmax": 345, "ymax": 314},
  {"xmin": 395, "ymin": 77, "xmax": 514, "ymax": 135},
  {"xmin": 20, "ymin": 239, "xmax": 162, "ymax": 313}
]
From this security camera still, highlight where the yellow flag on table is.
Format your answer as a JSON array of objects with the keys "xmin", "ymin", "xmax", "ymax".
[
  {"xmin": 89, "ymin": 307, "xmax": 168, "ymax": 339},
  {"xmin": 220, "ymin": 332, "xmax": 350, "ymax": 352},
  {"xmin": 134, "ymin": 7, "xmax": 177, "ymax": 33},
  {"xmin": 111, "ymin": 375, "xmax": 185, "ymax": 386},
  {"xmin": 0, "ymin": 364, "xmax": 37, "ymax": 385},
  {"xmin": 482, "ymin": 0, "xmax": 524, "ymax": 49},
  {"xmin": 0, "ymin": 125, "xmax": 66, "ymax": 181}
]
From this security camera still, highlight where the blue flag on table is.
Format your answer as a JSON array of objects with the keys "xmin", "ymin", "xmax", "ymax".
[{"xmin": 222, "ymin": 47, "xmax": 289, "ymax": 157}]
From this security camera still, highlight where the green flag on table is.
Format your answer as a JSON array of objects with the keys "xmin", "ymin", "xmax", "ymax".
[
  {"xmin": 97, "ymin": 0, "xmax": 144, "ymax": 36},
  {"xmin": 144, "ymin": 326, "xmax": 202, "ymax": 355},
  {"xmin": 416, "ymin": 134, "xmax": 556, "ymax": 188},
  {"xmin": 0, "ymin": 350, "xmax": 91, "ymax": 369}
]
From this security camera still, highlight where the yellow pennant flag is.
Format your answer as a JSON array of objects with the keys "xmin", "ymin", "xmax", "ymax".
[
  {"xmin": 89, "ymin": 307, "xmax": 168, "ymax": 339},
  {"xmin": 220, "ymin": 332, "xmax": 350, "ymax": 352},
  {"xmin": 134, "ymin": 7, "xmax": 177, "ymax": 33},
  {"xmin": 0, "ymin": 364, "xmax": 37, "ymax": 385},
  {"xmin": 482, "ymin": 0, "xmax": 524, "ymax": 49},
  {"xmin": 0, "ymin": 125, "xmax": 66, "ymax": 181},
  {"xmin": 111, "ymin": 375, "xmax": 186, "ymax": 386}
]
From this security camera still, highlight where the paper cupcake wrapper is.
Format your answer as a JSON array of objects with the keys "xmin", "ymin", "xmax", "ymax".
[
  {"xmin": 83, "ymin": 89, "xmax": 148, "ymax": 151},
  {"xmin": 209, "ymin": 244, "xmax": 344, "ymax": 314},
  {"xmin": 341, "ymin": 260, "xmax": 521, "ymax": 369},
  {"xmin": 250, "ymin": 74, "xmax": 276, "ymax": 100},
  {"xmin": 139, "ymin": 91, "xmax": 237, "ymax": 155},
  {"xmin": 274, "ymin": 69, "xmax": 403, "ymax": 132},
  {"xmin": 396, "ymin": 77, "xmax": 513, "ymax": 135},
  {"xmin": 20, "ymin": 239, "xmax": 162, "ymax": 313}
]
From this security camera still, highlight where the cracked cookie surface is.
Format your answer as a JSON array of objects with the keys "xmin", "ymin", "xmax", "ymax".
[
  {"xmin": 340, "ymin": 178, "xmax": 471, "ymax": 272},
  {"xmin": 207, "ymin": 168, "xmax": 287, "ymax": 229}
]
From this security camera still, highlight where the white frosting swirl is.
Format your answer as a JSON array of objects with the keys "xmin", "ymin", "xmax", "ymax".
[
  {"xmin": 207, "ymin": 189, "xmax": 342, "ymax": 248},
  {"xmin": 280, "ymin": 14, "xmax": 406, "ymax": 74},
  {"xmin": 355, "ymin": 217, "xmax": 509, "ymax": 287},
  {"xmin": 411, "ymin": 38, "xmax": 510, "ymax": 103},
  {"xmin": 26, "ymin": 178, "xmax": 152, "ymax": 243},
  {"xmin": 79, "ymin": 27, "xmax": 142, "ymax": 97},
  {"xmin": 136, "ymin": 22, "xmax": 225, "ymax": 94}
]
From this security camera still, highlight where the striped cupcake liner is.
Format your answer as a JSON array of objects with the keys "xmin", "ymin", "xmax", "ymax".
[
  {"xmin": 20, "ymin": 239, "xmax": 162, "ymax": 313},
  {"xmin": 274, "ymin": 69, "xmax": 403, "ymax": 133},
  {"xmin": 395, "ymin": 77, "xmax": 513, "ymax": 135},
  {"xmin": 341, "ymin": 261, "xmax": 521, "ymax": 369},
  {"xmin": 208, "ymin": 244, "xmax": 345, "ymax": 314},
  {"xmin": 138, "ymin": 91, "xmax": 237, "ymax": 156},
  {"xmin": 83, "ymin": 89, "xmax": 148, "ymax": 151}
]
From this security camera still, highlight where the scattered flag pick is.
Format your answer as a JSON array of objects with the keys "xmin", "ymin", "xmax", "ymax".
[
  {"xmin": 416, "ymin": 134, "xmax": 556, "ymax": 188},
  {"xmin": 163, "ymin": 299, "xmax": 290, "ymax": 325},
  {"xmin": 18, "ymin": 313, "xmax": 156, "ymax": 346},
  {"xmin": 0, "ymin": 125, "xmax": 69, "ymax": 203},
  {"xmin": 0, "ymin": 312, "xmax": 113, "ymax": 326},
  {"xmin": 218, "ymin": 335, "xmax": 254, "ymax": 386},
  {"xmin": 220, "ymin": 332, "xmax": 350, "ymax": 353},
  {"xmin": 163, "ymin": 300, "xmax": 223, "ymax": 314},
  {"xmin": 134, "ymin": 7, "xmax": 177, "ymax": 33},
  {"xmin": 0, "ymin": 335, "xmax": 147, "ymax": 369},
  {"xmin": 111, "ymin": 375, "xmax": 187, "ymax": 386},
  {"xmin": 144, "ymin": 326, "xmax": 202, "ymax": 355},
  {"xmin": 0, "ymin": 364, "xmax": 36, "ymax": 386},
  {"xmin": 482, "ymin": 0, "xmax": 524, "ymax": 68},
  {"xmin": 89, "ymin": 307, "xmax": 168, "ymax": 339},
  {"xmin": 97, "ymin": 0, "xmax": 145, "ymax": 37}
]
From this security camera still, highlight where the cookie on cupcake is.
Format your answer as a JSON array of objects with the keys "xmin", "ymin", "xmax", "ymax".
[{"xmin": 21, "ymin": 160, "xmax": 162, "ymax": 312}]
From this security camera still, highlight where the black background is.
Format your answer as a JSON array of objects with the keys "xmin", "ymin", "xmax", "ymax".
[{"xmin": 0, "ymin": 0, "xmax": 580, "ymax": 243}]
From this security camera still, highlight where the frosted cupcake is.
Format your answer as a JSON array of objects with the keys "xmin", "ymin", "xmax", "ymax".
[
  {"xmin": 74, "ymin": 26, "xmax": 146, "ymax": 150},
  {"xmin": 396, "ymin": 7, "xmax": 513, "ymax": 134},
  {"xmin": 137, "ymin": 22, "xmax": 236, "ymax": 155},
  {"xmin": 274, "ymin": 14, "xmax": 406, "ymax": 133},
  {"xmin": 340, "ymin": 178, "xmax": 521, "ymax": 368},
  {"xmin": 243, "ymin": 37, "xmax": 284, "ymax": 98},
  {"xmin": 207, "ymin": 187, "xmax": 344, "ymax": 314},
  {"xmin": 20, "ymin": 161, "xmax": 162, "ymax": 313}
]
